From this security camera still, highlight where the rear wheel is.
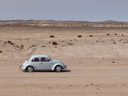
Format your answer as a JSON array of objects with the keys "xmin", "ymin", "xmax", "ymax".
[
  {"xmin": 55, "ymin": 66, "xmax": 62, "ymax": 72},
  {"xmin": 26, "ymin": 66, "xmax": 34, "ymax": 72}
]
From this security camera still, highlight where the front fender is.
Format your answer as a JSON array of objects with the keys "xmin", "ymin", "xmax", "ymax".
[{"xmin": 52, "ymin": 63, "xmax": 63, "ymax": 71}]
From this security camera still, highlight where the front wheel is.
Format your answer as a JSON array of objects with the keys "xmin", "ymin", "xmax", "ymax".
[
  {"xmin": 26, "ymin": 66, "xmax": 34, "ymax": 72},
  {"xmin": 55, "ymin": 66, "xmax": 62, "ymax": 72}
]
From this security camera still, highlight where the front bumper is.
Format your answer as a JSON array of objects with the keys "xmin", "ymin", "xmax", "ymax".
[{"xmin": 19, "ymin": 65, "xmax": 26, "ymax": 71}]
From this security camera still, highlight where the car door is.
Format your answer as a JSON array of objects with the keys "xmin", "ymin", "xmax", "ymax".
[
  {"xmin": 40, "ymin": 57, "xmax": 53, "ymax": 70},
  {"xmin": 31, "ymin": 57, "xmax": 41, "ymax": 70}
]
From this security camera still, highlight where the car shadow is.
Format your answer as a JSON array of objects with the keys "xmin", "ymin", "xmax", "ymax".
[{"xmin": 34, "ymin": 70, "xmax": 71, "ymax": 73}]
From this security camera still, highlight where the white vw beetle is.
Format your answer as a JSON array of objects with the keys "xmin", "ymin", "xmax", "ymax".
[{"xmin": 20, "ymin": 55, "xmax": 67, "ymax": 72}]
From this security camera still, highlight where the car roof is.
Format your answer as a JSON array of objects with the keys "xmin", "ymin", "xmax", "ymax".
[{"xmin": 31, "ymin": 55, "xmax": 50, "ymax": 58}]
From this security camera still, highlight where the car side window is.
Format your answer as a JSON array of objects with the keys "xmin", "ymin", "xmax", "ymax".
[
  {"xmin": 32, "ymin": 58, "xmax": 40, "ymax": 62},
  {"xmin": 41, "ymin": 57, "xmax": 50, "ymax": 62}
]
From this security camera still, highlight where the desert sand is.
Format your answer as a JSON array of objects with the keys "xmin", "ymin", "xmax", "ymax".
[{"xmin": 0, "ymin": 20, "xmax": 128, "ymax": 96}]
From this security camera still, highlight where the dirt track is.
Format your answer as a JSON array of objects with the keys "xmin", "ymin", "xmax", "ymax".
[{"xmin": 1, "ymin": 59, "xmax": 128, "ymax": 96}]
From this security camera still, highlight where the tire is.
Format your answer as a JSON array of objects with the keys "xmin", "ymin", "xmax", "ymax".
[
  {"xmin": 55, "ymin": 66, "xmax": 62, "ymax": 72},
  {"xmin": 26, "ymin": 66, "xmax": 34, "ymax": 72}
]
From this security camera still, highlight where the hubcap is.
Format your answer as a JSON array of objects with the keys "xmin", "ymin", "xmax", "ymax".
[
  {"xmin": 27, "ymin": 67, "xmax": 33, "ymax": 72},
  {"xmin": 56, "ymin": 66, "xmax": 62, "ymax": 72}
]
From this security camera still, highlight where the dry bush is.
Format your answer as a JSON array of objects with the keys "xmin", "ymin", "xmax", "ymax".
[
  {"xmin": 41, "ymin": 45, "xmax": 46, "ymax": 47},
  {"xmin": 122, "ymin": 34, "xmax": 124, "ymax": 37},
  {"xmin": 30, "ymin": 45, "xmax": 36, "ymax": 48},
  {"xmin": 20, "ymin": 45, "xmax": 24, "ymax": 49},
  {"xmin": 4, "ymin": 42, "xmax": 6, "ymax": 44},
  {"xmin": 0, "ymin": 50, "xmax": 3, "ymax": 53},
  {"xmin": 89, "ymin": 35, "xmax": 93, "ymax": 37},
  {"xmin": 112, "ymin": 61, "xmax": 115, "ymax": 63},
  {"xmin": 32, "ymin": 45, "xmax": 36, "ymax": 47},
  {"xmin": 52, "ymin": 41, "xmax": 58, "ymax": 45},
  {"xmin": 7, "ymin": 41, "xmax": 14, "ymax": 45},
  {"xmin": 77, "ymin": 35, "xmax": 82, "ymax": 38},
  {"xmin": 113, "ymin": 42, "xmax": 116, "ymax": 44},
  {"xmin": 49, "ymin": 35, "xmax": 55, "ymax": 38},
  {"xmin": 15, "ymin": 45, "xmax": 24, "ymax": 49},
  {"xmin": 67, "ymin": 42, "xmax": 74, "ymax": 45}
]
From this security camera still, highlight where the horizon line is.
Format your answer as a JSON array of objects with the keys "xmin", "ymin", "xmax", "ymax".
[{"xmin": 0, "ymin": 19, "xmax": 128, "ymax": 23}]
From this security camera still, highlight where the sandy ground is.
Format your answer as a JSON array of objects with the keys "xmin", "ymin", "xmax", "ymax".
[{"xmin": 0, "ymin": 26, "xmax": 128, "ymax": 96}]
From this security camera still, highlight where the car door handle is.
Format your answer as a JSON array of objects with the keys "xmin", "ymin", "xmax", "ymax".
[{"xmin": 40, "ymin": 63, "xmax": 42, "ymax": 64}]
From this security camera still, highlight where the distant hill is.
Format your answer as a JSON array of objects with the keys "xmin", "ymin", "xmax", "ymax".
[{"xmin": 0, "ymin": 20, "xmax": 128, "ymax": 28}]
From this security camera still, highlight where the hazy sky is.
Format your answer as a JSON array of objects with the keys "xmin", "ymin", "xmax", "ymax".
[{"xmin": 0, "ymin": 0, "xmax": 128, "ymax": 21}]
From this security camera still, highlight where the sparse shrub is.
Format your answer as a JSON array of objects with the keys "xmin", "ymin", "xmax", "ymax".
[
  {"xmin": 112, "ymin": 61, "xmax": 115, "ymax": 63},
  {"xmin": 15, "ymin": 45, "xmax": 23, "ymax": 49},
  {"xmin": 41, "ymin": 45, "xmax": 46, "ymax": 47},
  {"xmin": 49, "ymin": 35, "xmax": 55, "ymax": 38},
  {"xmin": 67, "ymin": 42, "xmax": 74, "ymax": 45},
  {"xmin": 20, "ymin": 45, "xmax": 24, "ymax": 49},
  {"xmin": 31, "ymin": 45, "xmax": 36, "ymax": 47},
  {"xmin": 115, "ymin": 33, "xmax": 117, "ymax": 35},
  {"xmin": 30, "ymin": 45, "xmax": 36, "ymax": 48},
  {"xmin": 4, "ymin": 42, "xmax": 6, "ymax": 44},
  {"xmin": 7, "ymin": 41, "xmax": 11, "ymax": 43},
  {"xmin": 0, "ymin": 50, "xmax": 3, "ymax": 53},
  {"xmin": 78, "ymin": 35, "xmax": 82, "ymax": 38},
  {"xmin": 90, "ymin": 83, "xmax": 94, "ymax": 85},
  {"xmin": 123, "ymin": 42, "xmax": 128, "ymax": 43},
  {"xmin": 52, "ymin": 41, "xmax": 58, "ymax": 45},
  {"xmin": 89, "ymin": 35, "xmax": 93, "ymax": 37},
  {"xmin": 7, "ymin": 41, "xmax": 14, "ymax": 45},
  {"xmin": 113, "ymin": 42, "xmax": 116, "ymax": 44},
  {"xmin": 107, "ymin": 33, "xmax": 110, "ymax": 36},
  {"xmin": 119, "ymin": 39, "xmax": 122, "ymax": 42},
  {"xmin": 15, "ymin": 45, "xmax": 19, "ymax": 48}
]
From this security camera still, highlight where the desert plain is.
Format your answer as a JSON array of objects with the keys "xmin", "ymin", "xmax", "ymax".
[{"xmin": 0, "ymin": 20, "xmax": 128, "ymax": 96}]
